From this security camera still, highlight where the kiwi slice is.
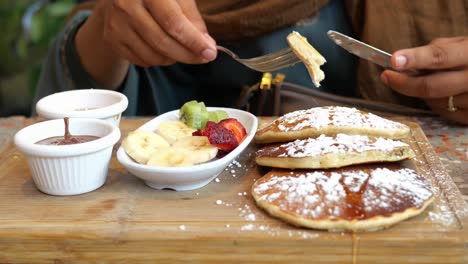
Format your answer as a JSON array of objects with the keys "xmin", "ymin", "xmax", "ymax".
[
  {"xmin": 208, "ymin": 110, "xmax": 229, "ymax": 123},
  {"xmin": 179, "ymin": 100, "xmax": 209, "ymax": 129},
  {"xmin": 197, "ymin": 101, "xmax": 209, "ymax": 128}
]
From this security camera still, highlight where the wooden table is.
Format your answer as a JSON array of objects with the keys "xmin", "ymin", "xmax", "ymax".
[{"xmin": 0, "ymin": 116, "xmax": 467, "ymax": 263}]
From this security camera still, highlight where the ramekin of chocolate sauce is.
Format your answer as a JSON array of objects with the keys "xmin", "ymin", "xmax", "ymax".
[
  {"xmin": 35, "ymin": 118, "xmax": 99, "ymax": 145},
  {"xmin": 14, "ymin": 118, "xmax": 121, "ymax": 196}
]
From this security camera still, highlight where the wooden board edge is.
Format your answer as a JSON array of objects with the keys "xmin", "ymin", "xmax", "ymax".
[{"xmin": 402, "ymin": 120, "xmax": 468, "ymax": 228}]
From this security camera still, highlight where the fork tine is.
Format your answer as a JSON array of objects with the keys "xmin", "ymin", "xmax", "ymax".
[
  {"xmin": 216, "ymin": 45, "xmax": 301, "ymax": 72},
  {"xmin": 248, "ymin": 52, "xmax": 300, "ymax": 69},
  {"xmin": 252, "ymin": 54, "xmax": 301, "ymax": 72},
  {"xmin": 273, "ymin": 52, "xmax": 301, "ymax": 67},
  {"xmin": 254, "ymin": 62, "xmax": 299, "ymax": 72},
  {"xmin": 241, "ymin": 48, "xmax": 293, "ymax": 63},
  {"xmin": 247, "ymin": 51, "xmax": 297, "ymax": 66}
]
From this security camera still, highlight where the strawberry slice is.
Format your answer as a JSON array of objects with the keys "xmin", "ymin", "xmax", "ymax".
[
  {"xmin": 219, "ymin": 118, "xmax": 247, "ymax": 144},
  {"xmin": 216, "ymin": 150, "xmax": 229, "ymax": 159},
  {"xmin": 192, "ymin": 130, "xmax": 204, "ymax": 136},
  {"xmin": 195, "ymin": 121, "xmax": 238, "ymax": 152}
]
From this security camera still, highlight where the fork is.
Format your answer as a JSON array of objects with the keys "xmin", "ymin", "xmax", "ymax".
[{"xmin": 216, "ymin": 45, "xmax": 301, "ymax": 72}]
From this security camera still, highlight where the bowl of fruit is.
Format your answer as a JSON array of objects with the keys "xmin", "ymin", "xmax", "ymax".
[{"xmin": 116, "ymin": 101, "xmax": 258, "ymax": 191}]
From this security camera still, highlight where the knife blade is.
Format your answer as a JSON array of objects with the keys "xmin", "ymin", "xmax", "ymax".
[{"xmin": 327, "ymin": 30, "xmax": 392, "ymax": 68}]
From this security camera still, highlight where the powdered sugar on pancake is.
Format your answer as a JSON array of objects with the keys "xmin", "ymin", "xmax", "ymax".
[
  {"xmin": 274, "ymin": 106, "xmax": 407, "ymax": 132},
  {"xmin": 257, "ymin": 134, "xmax": 409, "ymax": 158},
  {"xmin": 252, "ymin": 167, "xmax": 433, "ymax": 221},
  {"xmin": 363, "ymin": 168, "xmax": 433, "ymax": 212}
]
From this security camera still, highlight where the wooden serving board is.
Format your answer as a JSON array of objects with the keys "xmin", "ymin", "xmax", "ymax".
[{"xmin": 0, "ymin": 118, "xmax": 466, "ymax": 263}]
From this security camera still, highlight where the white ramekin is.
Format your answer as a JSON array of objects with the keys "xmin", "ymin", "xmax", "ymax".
[
  {"xmin": 35, "ymin": 89, "xmax": 128, "ymax": 127},
  {"xmin": 14, "ymin": 118, "xmax": 121, "ymax": 196}
]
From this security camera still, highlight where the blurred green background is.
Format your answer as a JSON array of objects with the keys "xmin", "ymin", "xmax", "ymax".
[{"xmin": 0, "ymin": 0, "xmax": 76, "ymax": 117}]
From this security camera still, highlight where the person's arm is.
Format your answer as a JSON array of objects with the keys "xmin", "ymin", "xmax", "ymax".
[
  {"xmin": 381, "ymin": 37, "xmax": 468, "ymax": 124},
  {"xmin": 74, "ymin": 4, "xmax": 128, "ymax": 89},
  {"xmin": 74, "ymin": 0, "xmax": 217, "ymax": 89}
]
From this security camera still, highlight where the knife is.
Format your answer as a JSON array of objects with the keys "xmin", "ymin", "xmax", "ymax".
[{"xmin": 327, "ymin": 30, "xmax": 392, "ymax": 69}]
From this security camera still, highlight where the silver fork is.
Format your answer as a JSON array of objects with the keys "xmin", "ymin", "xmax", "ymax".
[{"xmin": 216, "ymin": 45, "xmax": 301, "ymax": 72}]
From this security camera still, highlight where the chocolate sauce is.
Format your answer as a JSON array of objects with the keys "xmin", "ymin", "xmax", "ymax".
[{"xmin": 35, "ymin": 118, "xmax": 99, "ymax": 145}]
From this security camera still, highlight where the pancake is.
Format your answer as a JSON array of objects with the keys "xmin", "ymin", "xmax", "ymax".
[
  {"xmin": 255, "ymin": 106, "xmax": 410, "ymax": 144},
  {"xmin": 256, "ymin": 134, "xmax": 414, "ymax": 169},
  {"xmin": 287, "ymin": 31, "xmax": 326, "ymax": 87},
  {"xmin": 251, "ymin": 164, "xmax": 434, "ymax": 232}
]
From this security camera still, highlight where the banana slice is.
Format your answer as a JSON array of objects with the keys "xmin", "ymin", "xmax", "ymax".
[
  {"xmin": 156, "ymin": 120, "xmax": 197, "ymax": 144},
  {"xmin": 147, "ymin": 136, "xmax": 218, "ymax": 167},
  {"xmin": 147, "ymin": 147, "xmax": 194, "ymax": 167},
  {"xmin": 172, "ymin": 136, "xmax": 218, "ymax": 164},
  {"xmin": 122, "ymin": 130, "xmax": 170, "ymax": 164}
]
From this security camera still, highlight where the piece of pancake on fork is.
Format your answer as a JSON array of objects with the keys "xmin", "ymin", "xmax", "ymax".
[
  {"xmin": 287, "ymin": 31, "xmax": 326, "ymax": 88},
  {"xmin": 255, "ymin": 106, "xmax": 410, "ymax": 144},
  {"xmin": 255, "ymin": 133, "xmax": 414, "ymax": 169}
]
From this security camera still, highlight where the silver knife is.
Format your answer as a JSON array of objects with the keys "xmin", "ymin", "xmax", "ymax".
[{"xmin": 327, "ymin": 30, "xmax": 392, "ymax": 68}]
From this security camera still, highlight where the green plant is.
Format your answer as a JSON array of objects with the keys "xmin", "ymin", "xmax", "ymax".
[
  {"xmin": 0, "ymin": 0, "xmax": 76, "ymax": 116},
  {"xmin": 0, "ymin": 0, "xmax": 31, "ymax": 75},
  {"xmin": 0, "ymin": 0, "xmax": 75, "ymax": 76},
  {"xmin": 29, "ymin": 0, "xmax": 76, "ymax": 48}
]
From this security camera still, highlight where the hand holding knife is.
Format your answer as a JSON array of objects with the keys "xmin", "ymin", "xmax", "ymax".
[
  {"xmin": 327, "ymin": 30, "xmax": 419, "ymax": 75},
  {"xmin": 327, "ymin": 30, "xmax": 468, "ymax": 125}
]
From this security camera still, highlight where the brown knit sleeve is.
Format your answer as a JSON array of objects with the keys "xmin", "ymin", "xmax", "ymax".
[
  {"xmin": 66, "ymin": 0, "xmax": 329, "ymax": 42},
  {"xmin": 349, "ymin": 0, "xmax": 468, "ymax": 107},
  {"xmin": 198, "ymin": 0, "xmax": 329, "ymax": 42},
  {"xmin": 344, "ymin": 0, "xmax": 366, "ymax": 37}
]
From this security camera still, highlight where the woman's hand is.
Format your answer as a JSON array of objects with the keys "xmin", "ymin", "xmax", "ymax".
[
  {"xmin": 97, "ymin": 0, "xmax": 216, "ymax": 66},
  {"xmin": 75, "ymin": 0, "xmax": 217, "ymax": 89},
  {"xmin": 380, "ymin": 37, "xmax": 468, "ymax": 125}
]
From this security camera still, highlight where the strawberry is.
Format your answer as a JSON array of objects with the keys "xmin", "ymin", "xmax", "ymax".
[
  {"xmin": 219, "ymin": 118, "xmax": 247, "ymax": 144},
  {"xmin": 216, "ymin": 150, "xmax": 229, "ymax": 159},
  {"xmin": 192, "ymin": 130, "xmax": 203, "ymax": 136},
  {"xmin": 192, "ymin": 121, "xmax": 216, "ymax": 137},
  {"xmin": 200, "ymin": 121, "xmax": 239, "ymax": 152}
]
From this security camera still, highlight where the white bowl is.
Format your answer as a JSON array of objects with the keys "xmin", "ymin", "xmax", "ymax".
[
  {"xmin": 36, "ymin": 89, "xmax": 128, "ymax": 127},
  {"xmin": 117, "ymin": 107, "xmax": 258, "ymax": 191},
  {"xmin": 14, "ymin": 118, "xmax": 121, "ymax": 196}
]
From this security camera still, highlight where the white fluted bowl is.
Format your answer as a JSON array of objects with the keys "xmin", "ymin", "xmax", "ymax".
[
  {"xmin": 36, "ymin": 89, "xmax": 128, "ymax": 127},
  {"xmin": 14, "ymin": 118, "xmax": 121, "ymax": 196}
]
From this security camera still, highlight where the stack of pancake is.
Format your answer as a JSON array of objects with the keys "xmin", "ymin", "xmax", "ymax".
[{"xmin": 251, "ymin": 106, "xmax": 434, "ymax": 232}]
